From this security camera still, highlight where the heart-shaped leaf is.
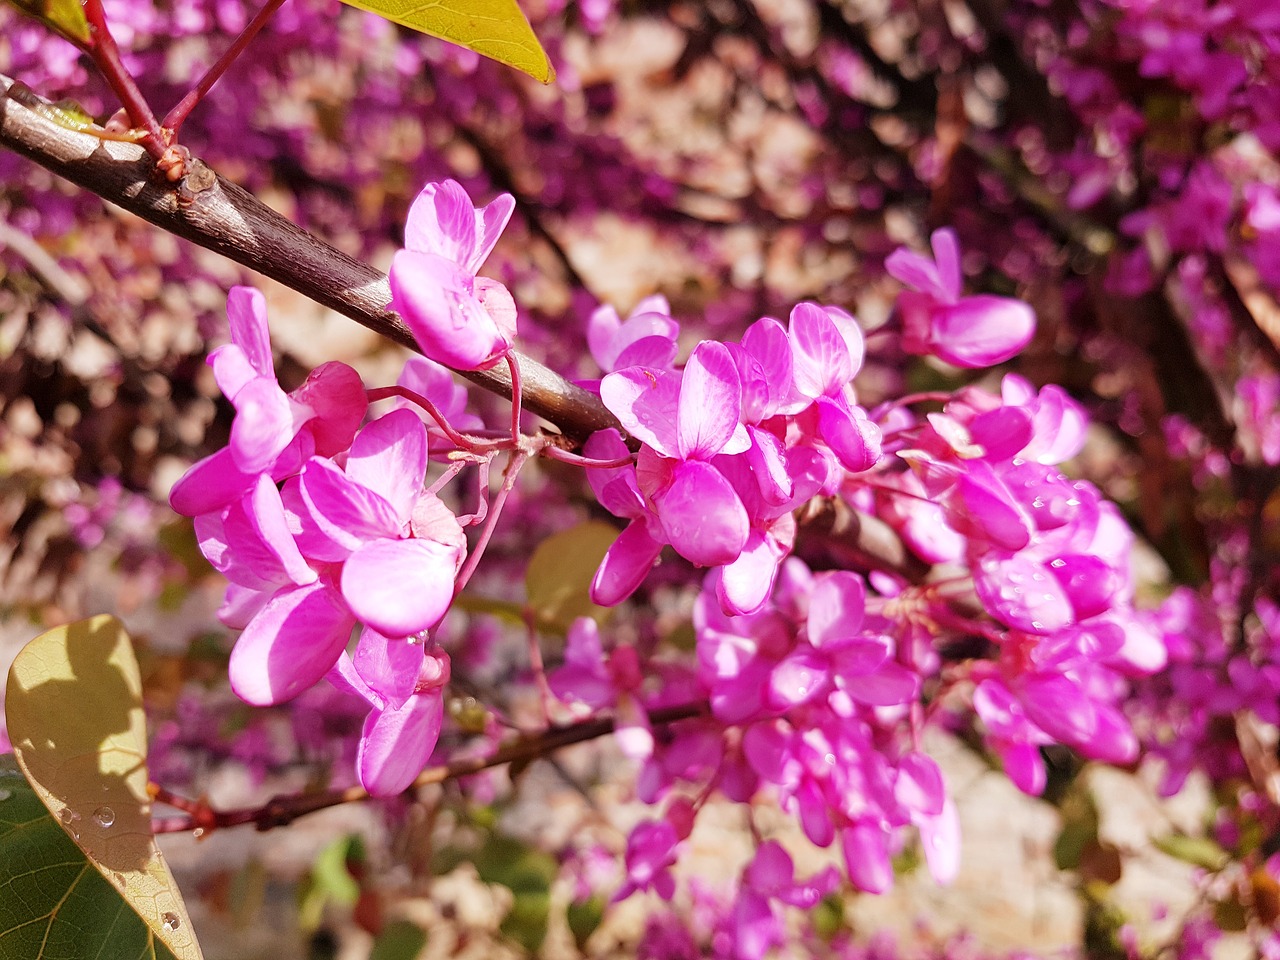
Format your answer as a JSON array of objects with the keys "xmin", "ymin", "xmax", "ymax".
[
  {"xmin": 0, "ymin": 755, "xmax": 180, "ymax": 960},
  {"xmin": 4, "ymin": 616, "xmax": 202, "ymax": 960},
  {"xmin": 525, "ymin": 520, "xmax": 619, "ymax": 629},
  {"xmin": 336, "ymin": 0, "xmax": 553, "ymax": 82}
]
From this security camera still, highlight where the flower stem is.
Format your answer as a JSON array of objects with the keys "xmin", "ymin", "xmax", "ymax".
[
  {"xmin": 366, "ymin": 385, "xmax": 509, "ymax": 453},
  {"xmin": 506, "ymin": 353, "xmax": 523, "ymax": 444},
  {"xmin": 81, "ymin": 0, "xmax": 168, "ymax": 161},
  {"xmin": 453, "ymin": 449, "xmax": 529, "ymax": 594},
  {"xmin": 161, "ymin": 0, "xmax": 289, "ymax": 137}
]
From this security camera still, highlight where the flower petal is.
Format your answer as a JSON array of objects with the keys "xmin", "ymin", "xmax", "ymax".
[
  {"xmin": 341, "ymin": 537, "xmax": 458, "ymax": 637},
  {"xmin": 358, "ymin": 690, "xmax": 445, "ymax": 796},
  {"xmin": 600, "ymin": 367, "xmax": 681, "ymax": 458},
  {"xmin": 677, "ymin": 341, "xmax": 743, "ymax": 459},
  {"xmin": 591, "ymin": 519, "xmax": 665, "ymax": 606},
  {"xmin": 229, "ymin": 582, "xmax": 355, "ymax": 706},
  {"xmin": 654, "ymin": 461, "xmax": 749, "ymax": 568},
  {"xmin": 225, "ymin": 286, "xmax": 275, "ymax": 378},
  {"xmin": 346, "ymin": 409, "xmax": 428, "ymax": 526}
]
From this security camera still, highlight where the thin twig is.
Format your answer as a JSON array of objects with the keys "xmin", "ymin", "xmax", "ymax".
[{"xmin": 152, "ymin": 700, "xmax": 709, "ymax": 833}]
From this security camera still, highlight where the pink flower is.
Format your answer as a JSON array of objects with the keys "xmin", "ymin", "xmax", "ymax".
[
  {"xmin": 885, "ymin": 228, "xmax": 1036, "ymax": 368},
  {"xmin": 327, "ymin": 630, "xmax": 450, "ymax": 797},
  {"xmin": 389, "ymin": 180, "xmax": 518, "ymax": 371},
  {"xmin": 170, "ymin": 287, "xmax": 364, "ymax": 517}
]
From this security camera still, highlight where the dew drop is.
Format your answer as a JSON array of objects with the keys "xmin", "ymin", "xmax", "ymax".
[
  {"xmin": 0, "ymin": 788, "xmax": 11, "ymax": 802},
  {"xmin": 93, "ymin": 806, "xmax": 116, "ymax": 828},
  {"xmin": 161, "ymin": 912, "xmax": 181, "ymax": 933},
  {"xmin": 58, "ymin": 808, "xmax": 75, "ymax": 825}
]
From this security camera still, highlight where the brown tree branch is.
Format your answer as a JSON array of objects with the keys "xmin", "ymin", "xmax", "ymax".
[
  {"xmin": 152, "ymin": 700, "xmax": 709, "ymax": 834},
  {"xmin": 0, "ymin": 72, "xmax": 620, "ymax": 441}
]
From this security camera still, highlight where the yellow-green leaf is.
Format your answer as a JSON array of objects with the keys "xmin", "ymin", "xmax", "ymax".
[
  {"xmin": 4, "ymin": 0, "xmax": 91, "ymax": 45},
  {"xmin": 336, "ymin": 0, "xmax": 553, "ymax": 82},
  {"xmin": 524, "ymin": 520, "xmax": 619, "ymax": 628},
  {"xmin": 4, "ymin": 616, "xmax": 203, "ymax": 960}
]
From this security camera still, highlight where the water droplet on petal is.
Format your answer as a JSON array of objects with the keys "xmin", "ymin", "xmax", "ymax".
[
  {"xmin": 58, "ymin": 808, "xmax": 75, "ymax": 825},
  {"xmin": 161, "ymin": 912, "xmax": 181, "ymax": 933},
  {"xmin": 93, "ymin": 806, "xmax": 115, "ymax": 828}
]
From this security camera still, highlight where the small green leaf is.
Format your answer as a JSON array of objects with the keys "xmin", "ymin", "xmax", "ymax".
[
  {"xmin": 1152, "ymin": 834, "xmax": 1230, "ymax": 872},
  {"xmin": 4, "ymin": 616, "xmax": 202, "ymax": 959},
  {"xmin": 4, "ymin": 0, "xmax": 91, "ymax": 45},
  {"xmin": 334, "ymin": 0, "xmax": 553, "ymax": 82},
  {"xmin": 369, "ymin": 919, "xmax": 427, "ymax": 960},
  {"xmin": 0, "ymin": 755, "xmax": 180, "ymax": 960},
  {"xmin": 566, "ymin": 896, "xmax": 604, "ymax": 951},
  {"xmin": 524, "ymin": 520, "xmax": 619, "ymax": 628},
  {"xmin": 298, "ymin": 835, "xmax": 363, "ymax": 932},
  {"xmin": 499, "ymin": 890, "xmax": 550, "ymax": 953}
]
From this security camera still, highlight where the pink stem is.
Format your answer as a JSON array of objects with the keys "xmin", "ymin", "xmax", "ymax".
[
  {"xmin": 162, "ymin": 0, "xmax": 289, "ymax": 136},
  {"xmin": 538, "ymin": 445, "xmax": 634, "ymax": 469},
  {"xmin": 453, "ymin": 450, "xmax": 529, "ymax": 595},
  {"xmin": 81, "ymin": 0, "xmax": 168, "ymax": 160},
  {"xmin": 506, "ymin": 353, "xmax": 523, "ymax": 444},
  {"xmin": 366, "ymin": 385, "xmax": 508, "ymax": 453}
]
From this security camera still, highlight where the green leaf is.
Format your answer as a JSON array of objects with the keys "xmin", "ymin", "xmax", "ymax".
[
  {"xmin": 4, "ymin": 0, "xmax": 91, "ymax": 45},
  {"xmin": 565, "ymin": 896, "xmax": 604, "ymax": 951},
  {"xmin": 4, "ymin": 616, "xmax": 202, "ymax": 959},
  {"xmin": 297, "ymin": 835, "xmax": 363, "ymax": 932},
  {"xmin": 1152, "ymin": 834, "xmax": 1230, "ymax": 872},
  {"xmin": 500, "ymin": 889, "xmax": 550, "ymax": 953},
  {"xmin": 334, "ymin": 0, "xmax": 553, "ymax": 82},
  {"xmin": 369, "ymin": 919, "xmax": 427, "ymax": 960},
  {"xmin": 0, "ymin": 755, "xmax": 180, "ymax": 960},
  {"xmin": 524, "ymin": 520, "xmax": 619, "ymax": 629}
]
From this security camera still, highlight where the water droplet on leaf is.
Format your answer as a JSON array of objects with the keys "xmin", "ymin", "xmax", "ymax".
[{"xmin": 0, "ymin": 788, "xmax": 11, "ymax": 802}]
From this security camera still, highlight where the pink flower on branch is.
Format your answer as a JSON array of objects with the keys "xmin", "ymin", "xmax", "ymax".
[
  {"xmin": 885, "ymin": 228, "xmax": 1036, "ymax": 368},
  {"xmin": 389, "ymin": 179, "xmax": 519, "ymax": 371}
]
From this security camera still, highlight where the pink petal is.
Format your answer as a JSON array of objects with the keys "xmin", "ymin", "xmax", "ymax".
[
  {"xmin": 930, "ymin": 228, "xmax": 963, "ymax": 299},
  {"xmin": 806, "ymin": 570, "xmax": 866, "ymax": 647},
  {"xmin": 229, "ymin": 377, "xmax": 311, "ymax": 474},
  {"xmin": 472, "ymin": 192, "xmax": 516, "ymax": 272},
  {"xmin": 169, "ymin": 447, "xmax": 255, "ymax": 518},
  {"xmin": 341, "ymin": 537, "xmax": 458, "ymax": 637},
  {"xmin": 842, "ymin": 822, "xmax": 893, "ymax": 894},
  {"xmin": 884, "ymin": 247, "xmax": 947, "ymax": 300},
  {"xmin": 299, "ymin": 457, "xmax": 402, "ymax": 558},
  {"xmin": 789, "ymin": 302, "xmax": 852, "ymax": 398},
  {"xmin": 600, "ymin": 367, "xmax": 681, "ymax": 458},
  {"xmin": 931, "ymin": 295, "xmax": 1036, "ymax": 368},
  {"xmin": 895, "ymin": 752, "xmax": 945, "ymax": 817},
  {"xmin": 654, "ymin": 461, "xmax": 749, "ymax": 567},
  {"xmin": 229, "ymin": 582, "xmax": 355, "ymax": 706},
  {"xmin": 225, "ymin": 286, "xmax": 274, "ymax": 379},
  {"xmin": 677, "ymin": 341, "xmax": 744, "ymax": 459},
  {"xmin": 358, "ymin": 690, "xmax": 444, "ymax": 796},
  {"xmin": 842, "ymin": 661, "xmax": 919, "ymax": 706},
  {"xmin": 209, "ymin": 344, "xmax": 259, "ymax": 402},
  {"xmin": 404, "ymin": 180, "xmax": 477, "ymax": 264},
  {"xmin": 346, "ymin": 409, "xmax": 428, "ymax": 526},
  {"xmin": 975, "ymin": 553, "xmax": 1074, "ymax": 634},
  {"xmin": 717, "ymin": 530, "xmax": 785, "ymax": 616},
  {"xmin": 919, "ymin": 797, "xmax": 961, "ymax": 884},
  {"xmin": 741, "ymin": 317, "xmax": 799, "ymax": 414},
  {"xmin": 969, "ymin": 406, "xmax": 1034, "ymax": 461},
  {"xmin": 389, "ymin": 250, "xmax": 507, "ymax": 371},
  {"xmin": 744, "ymin": 427, "xmax": 793, "ymax": 505},
  {"xmin": 768, "ymin": 649, "xmax": 830, "ymax": 709},
  {"xmin": 291, "ymin": 361, "xmax": 366, "ymax": 457},
  {"xmin": 591, "ymin": 519, "xmax": 664, "ymax": 606},
  {"xmin": 353, "ymin": 626, "xmax": 424, "ymax": 707},
  {"xmin": 816, "ymin": 396, "xmax": 881, "ymax": 473}
]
